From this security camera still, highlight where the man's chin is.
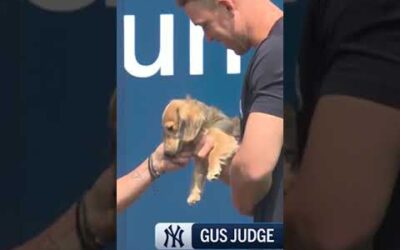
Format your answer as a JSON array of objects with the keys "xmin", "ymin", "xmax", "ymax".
[
  {"xmin": 232, "ymin": 47, "xmax": 248, "ymax": 56},
  {"xmin": 224, "ymin": 42, "xmax": 248, "ymax": 55}
]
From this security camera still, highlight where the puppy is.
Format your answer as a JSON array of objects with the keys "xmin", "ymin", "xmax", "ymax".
[{"xmin": 162, "ymin": 97, "xmax": 240, "ymax": 205}]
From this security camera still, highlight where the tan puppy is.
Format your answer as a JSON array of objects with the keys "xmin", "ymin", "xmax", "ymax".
[{"xmin": 162, "ymin": 97, "xmax": 240, "ymax": 205}]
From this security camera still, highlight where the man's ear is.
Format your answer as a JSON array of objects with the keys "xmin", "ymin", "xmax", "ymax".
[
  {"xmin": 216, "ymin": 0, "xmax": 235, "ymax": 12},
  {"xmin": 179, "ymin": 102, "xmax": 206, "ymax": 142}
]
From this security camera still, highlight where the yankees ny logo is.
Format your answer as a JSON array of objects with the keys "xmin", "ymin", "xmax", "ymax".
[{"xmin": 164, "ymin": 225, "xmax": 185, "ymax": 248}]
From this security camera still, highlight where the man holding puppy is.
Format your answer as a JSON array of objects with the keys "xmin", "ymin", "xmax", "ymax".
[{"xmin": 175, "ymin": 0, "xmax": 283, "ymax": 222}]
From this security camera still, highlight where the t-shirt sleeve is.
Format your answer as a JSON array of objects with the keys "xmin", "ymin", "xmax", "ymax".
[
  {"xmin": 319, "ymin": 0, "xmax": 400, "ymax": 109},
  {"xmin": 249, "ymin": 35, "xmax": 284, "ymax": 118},
  {"xmin": 320, "ymin": 52, "xmax": 400, "ymax": 109}
]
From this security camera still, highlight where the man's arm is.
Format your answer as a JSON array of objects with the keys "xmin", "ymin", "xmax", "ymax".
[
  {"xmin": 195, "ymin": 112, "xmax": 283, "ymax": 216},
  {"xmin": 285, "ymin": 95, "xmax": 400, "ymax": 249},
  {"xmin": 14, "ymin": 165, "xmax": 116, "ymax": 250},
  {"xmin": 230, "ymin": 112, "xmax": 283, "ymax": 216},
  {"xmin": 13, "ymin": 204, "xmax": 82, "ymax": 250},
  {"xmin": 117, "ymin": 158, "xmax": 153, "ymax": 213}
]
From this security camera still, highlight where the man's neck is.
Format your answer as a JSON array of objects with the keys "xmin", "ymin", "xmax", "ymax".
[{"xmin": 246, "ymin": 1, "xmax": 283, "ymax": 48}]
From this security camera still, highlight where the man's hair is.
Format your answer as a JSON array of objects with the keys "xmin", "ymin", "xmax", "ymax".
[
  {"xmin": 176, "ymin": 0, "xmax": 190, "ymax": 6},
  {"xmin": 176, "ymin": 0, "xmax": 216, "ymax": 7}
]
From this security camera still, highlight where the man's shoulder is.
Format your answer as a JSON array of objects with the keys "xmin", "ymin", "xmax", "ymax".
[
  {"xmin": 254, "ymin": 19, "xmax": 283, "ymax": 66},
  {"xmin": 261, "ymin": 19, "xmax": 283, "ymax": 48}
]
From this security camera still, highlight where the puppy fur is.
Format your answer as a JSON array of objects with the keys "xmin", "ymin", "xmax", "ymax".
[{"xmin": 162, "ymin": 97, "xmax": 240, "ymax": 205}]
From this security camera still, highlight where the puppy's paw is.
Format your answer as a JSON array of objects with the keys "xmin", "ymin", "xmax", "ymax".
[
  {"xmin": 206, "ymin": 168, "xmax": 221, "ymax": 181},
  {"xmin": 187, "ymin": 192, "xmax": 201, "ymax": 206}
]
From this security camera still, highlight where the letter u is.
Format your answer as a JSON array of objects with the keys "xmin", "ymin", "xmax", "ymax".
[{"xmin": 124, "ymin": 14, "xmax": 174, "ymax": 78}]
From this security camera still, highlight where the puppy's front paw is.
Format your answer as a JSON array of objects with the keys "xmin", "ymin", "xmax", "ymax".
[
  {"xmin": 187, "ymin": 192, "xmax": 201, "ymax": 206},
  {"xmin": 206, "ymin": 168, "xmax": 221, "ymax": 181}
]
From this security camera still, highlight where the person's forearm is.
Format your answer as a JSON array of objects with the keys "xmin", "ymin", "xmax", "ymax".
[
  {"xmin": 14, "ymin": 204, "xmax": 82, "ymax": 250},
  {"xmin": 227, "ymin": 146, "xmax": 275, "ymax": 216},
  {"xmin": 285, "ymin": 174, "xmax": 375, "ymax": 250},
  {"xmin": 230, "ymin": 162, "xmax": 272, "ymax": 216},
  {"xmin": 116, "ymin": 158, "xmax": 152, "ymax": 213},
  {"xmin": 285, "ymin": 205, "xmax": 373, "ymax": 250},
  {"xmin": 227, "ymin": 113, "xmax": 282, "ymax": 216}
]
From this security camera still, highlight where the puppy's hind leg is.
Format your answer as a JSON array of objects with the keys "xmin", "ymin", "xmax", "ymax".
[{"xmin": 187, "ymin": 158, "xmax": 207, "ymax": 206}]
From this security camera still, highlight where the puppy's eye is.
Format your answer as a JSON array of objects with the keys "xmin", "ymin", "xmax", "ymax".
[{"xmin": 166, "ymin": 125, "xmax": 174, "ymax": 132}]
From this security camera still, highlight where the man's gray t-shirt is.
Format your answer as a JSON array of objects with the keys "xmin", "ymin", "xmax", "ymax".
[{"xmin": 240, "ymin": 19, "xmax": 283, "ymax": 222}]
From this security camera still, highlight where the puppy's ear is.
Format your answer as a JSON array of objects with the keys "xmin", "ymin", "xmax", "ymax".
[
  {"xmin": 179, "ymin": 101, "xmax": 205, "ymax": 142},
  {"xmin": 162, "ymin": 100, "xmax": 183, "ymax": 124}
]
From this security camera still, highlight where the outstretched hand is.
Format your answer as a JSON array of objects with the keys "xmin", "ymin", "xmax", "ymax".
[{"xmin": 152, "ymin": 143, "xmax": 192, "ymax": 173}]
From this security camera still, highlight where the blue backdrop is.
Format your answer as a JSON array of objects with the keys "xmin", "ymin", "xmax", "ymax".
[{"xmin": 117, "ymin": 1, "xmax": 283, "ymax": 249}]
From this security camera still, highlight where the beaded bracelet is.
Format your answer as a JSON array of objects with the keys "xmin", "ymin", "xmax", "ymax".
[{"xmin": 148, "ymin": 154, "xmax": 162, "ymax": 181}]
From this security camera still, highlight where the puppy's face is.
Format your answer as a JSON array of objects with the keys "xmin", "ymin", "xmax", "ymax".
[{"xmin": 162, "ymin": 99, "xmax": 205, "ymax": 156}]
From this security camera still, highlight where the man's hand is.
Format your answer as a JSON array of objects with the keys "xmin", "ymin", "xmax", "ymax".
[{"xmin": 195, "ymin": 132, "xmax": 215, "ymax": 158}]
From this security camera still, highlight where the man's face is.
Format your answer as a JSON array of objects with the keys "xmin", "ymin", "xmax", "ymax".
[{"xmin": 183, "ymin": 0, "xmax": 250, "ymax": 55}]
